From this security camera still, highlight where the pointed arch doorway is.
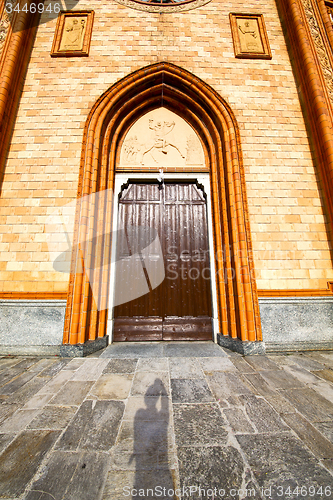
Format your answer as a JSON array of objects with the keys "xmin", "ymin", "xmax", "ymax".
[
  {"xmin": 63, "ymin": 62, "xmax": 263, "ymax": 353},
  {"xmin": 111, "ymin": 177, "xmax": 216, "ymax": 342},
  {"xmin": 110, "ymin": 107, "xmax": 216, "ymax": 341}
]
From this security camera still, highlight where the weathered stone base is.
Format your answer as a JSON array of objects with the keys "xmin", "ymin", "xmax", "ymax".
[
  {"xmin": 0, "ymin": 300, "xmax": 66, "ymax": 348},
  {"xmin": 259, "ymin": 296, "xmax": 333, "ymax": 352},
  {"xmin": 60, "ymin": 336, "xmax": 109, "ymax": 357},
  {"xmin": 217, "ymin": 334, "xmax": 266, "ymax": 355},
  {"xmin": 0, "ymin": 345, "xmax": 61, "ymax": 356},
  {"xmin": 265, "ymin": 341, "xmax": 333, "ymax": 353}
]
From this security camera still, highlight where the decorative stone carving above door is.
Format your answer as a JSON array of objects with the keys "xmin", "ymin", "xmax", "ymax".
[{"xmin": 118, "ymin": 108, "xmax": 206, "ymax": 171}]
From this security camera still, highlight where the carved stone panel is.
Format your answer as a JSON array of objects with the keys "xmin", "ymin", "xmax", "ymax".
[
  {"xmin": 118, "ymin": 108, "xmax": 206, "ymax": 171},
  {"xmin": 51, "ymin": 11, "xmax": 94, "ymax": 57},
  {"xmin": 229, "ymin": 13, "xmax": 272, "ymax": 60},
  {"xmin": 0, "ymin": 10, "xmax": 11, "ymax": 60}
]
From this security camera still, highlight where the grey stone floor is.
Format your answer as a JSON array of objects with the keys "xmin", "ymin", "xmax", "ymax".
[{"xmin": 2, "ymin": 343, "xmax": 333, "ymax": 499}]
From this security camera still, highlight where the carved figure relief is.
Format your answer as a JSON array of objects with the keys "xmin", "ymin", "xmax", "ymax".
[
  {"xmin": 119, "ymin": 108, "xmax": 205, "ymax": 169},
  {"xmin": 59, "ymin": 17, "xmax": 87, "ymax": 51},
  {"xmin": 238, "ymin": 19, "xmax": 263, "ymax": 53},
  {"xmin": 230, "ymin": 13, "xmax": 272, "ymax": 59},
  {"xmin": 51, "ymin": 11, "xmax": 94, "ymax": 58}
]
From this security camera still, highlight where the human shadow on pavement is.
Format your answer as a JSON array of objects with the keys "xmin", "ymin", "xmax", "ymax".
[{"xmin": 130, "ymin": 378, "xmax": 175, "ymax": 500}]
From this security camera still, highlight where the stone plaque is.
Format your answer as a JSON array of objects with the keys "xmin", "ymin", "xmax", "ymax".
[
  {"xmin": 229, "ymin": 13, "xmax": 272, "ymax": 60},
  {"xmin": 118, "ymin": 108, "xmax": 206, "ymax": 170},
  {"xmin": 51, "ymin": 11, "xmax": 94, "ymax": 57}
]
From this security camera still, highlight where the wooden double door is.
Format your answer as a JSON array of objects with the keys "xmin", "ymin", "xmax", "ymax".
[{"xmin": 113, "ymin": 182, "xmax": 213, "ymax": 341}]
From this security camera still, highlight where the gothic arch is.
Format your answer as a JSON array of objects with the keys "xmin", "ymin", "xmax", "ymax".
[{"xmin": 63, "ymin": 62, "xmax": 262, "ymax": 347}]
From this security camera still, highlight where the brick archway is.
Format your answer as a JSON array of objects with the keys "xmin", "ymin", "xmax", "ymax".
[{"xmin": 63, "ymin": 62, "xmax": 262, "ymax": 350}]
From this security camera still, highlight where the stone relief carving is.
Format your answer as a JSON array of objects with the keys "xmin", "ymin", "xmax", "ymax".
[
  {"xmin": 301, "ymin": 0, "xmax": 333, "ymax": 104},
  {"xmin": 238, "ymin": 18, "xmax": 264, "ymax": 53},
  {"xmin": 0, "ymin": 10, "xmax": 11, "ymax": 59},
  {"xmin": 59, "ymin": 16, "xmax": 87, "ymax": 51},
  {"xmin": 229, "ymin": 14, "xmax": 271, "ymax": 59},
  {"xmin": 120, "ymin": 108, "xmax": 205, "ymax": 168}
]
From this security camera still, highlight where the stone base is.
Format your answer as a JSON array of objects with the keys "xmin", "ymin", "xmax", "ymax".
[
  {"xmin": 0, "ymin": 300, "xmax": 66, "ymax": 348},
  {"xmin": 265, "ymin": 341, "xmax": 333, "ymax": 353},
  {"xmin": 60, "ymin": 336, "xmax": 109, "ymax": 357},
  {"xmin": 217, "ymin": 334, "xmax": 266, "ymax": 355},
  {"xmin": 259, "ymin": 296, "xmax": 333, "ymax": 352},
  {"xmin": 0, "ymin": 345, "xmax": 61, "ymax": 356}
]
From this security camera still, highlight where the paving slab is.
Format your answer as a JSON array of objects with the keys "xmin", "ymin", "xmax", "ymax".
[
  {"xmin": 223, "ymin": 407, "xmax": 255, "ymax": 433},
  {"xmin": 137, "ymin": 357, "xmax": 169, "ymax": 372},
  {"xmin": 312, "ymin": 369, "xmax": 333, "ymax": 384},
  {"xmin": 243, "ymin": 372, "xmax": 277, "ymax": 397},
  {"xmin": 0, "ymin": 430, "xmax": 60, "ymax": 498},
  {"xmin": 56, "ymin": 399, "xmax": 125, "ymax": 452},
  {"xmin": 312, "ymin": 379, "xmax": 333, "ymax": 405},
  {"xmin": 131, "ymin": 372, "xmax": 170, "ymax": 397},
  {"xmin": 243, "ymin": 355, "xmax": 280, "ymax": 371},
  {"xmin": 49, "ymin": 380, "xmax": 94, "ymax": 405},
  {"xmin": 70, "ymin": 358, "xmax": 109, "ymax": 381},
  {"xmin": 239, "ymin": 394, "xmax": 289, "ymax": 433},
  {"xmin": 0, "ymin": 408, "xmax": 41, "ymax": 433},
  {"xmin": 259, "ymin": 369, "xmax": 305, "ymax": 390},
  {"xmin": 170, "ymin": 378, "xmax": 214, "ymax": 403},
  {"xmin": 0, "ymin": 403, "xmax": 20, "ymax": 425},
  {"xmin": 177, "ymin": 445, "xmax": 250, "ymax": 500},
  {"xmin": 123, "ymin": 396, "xmax": 170, "ymax": 421},
  {"xmin": 4, "ymin": 376, "xmax": 50, "ymax": 406},
  {"xmin": 282, "ymin": 412, "xmax": 333, "ymax": 459},
  {"xmin": 313, "ymin": 421, "xmax": 333, "ymax": 442},
  {"xmin": 0, "ymin": 433, "xmax": 15, "ymax": 454},
  {"xmin": 0, "ymin": 370, "xmax": 38, "ymax": 396},
  {"xmin": 23, "ymin": 450, "xmax": 81, "ymax": 500},
  {"xmin": 169, "ymin": 358, "xmax": 204, "ymax": 378},
  {"xmin": 103, "ymin": 358, "xmax": 138, "ymax": 373},
  {"xmin": 38, "ymin": 370, "xmax": 74, "ymax": 393},
  {"xmin": 263, "ymin": 393, "xmax": 297, "ymax": 415},
  {"xmin": 237, "ymin": 434, "xmax": 333, "ymax": 500},
  {"xmin": 100, "ymin": 342, "xmax": 164, "ymax": 358},
  {"xmin": 37, "ymin": 358, "xmax": 71, "ymax": 377},
  {"xmin": 102, "ymin": 469, "xmax": 176, "ymax": 500},
  {"xmin": 206, "ymin": 371, "xmax": 254, "ymax": 401},
  {"xmin": 229, "ymin": 356, "xmax": 256, "ymax": 373},
  {"xmin": 173, "ymin": 403, "xmax": 228, "ymax": 446},
  {"xmin": 286, "ymin": 354, "xmax": 326, "ymax": 371},
  {"xmin": 1, "ymin": 347, "xmax": 333, "ymax": 499},
  {"xmin": 282, "ymin": 387, "xmax": 333, "ymax": 422},
  {"xmin": 27, "ymin": 405, "xmax": 77, "ymax": 430},
  {"xmin": 24, "ymin": 450, "xmax": 110, "ymax": 500},
  {"xmin": 199, "ymin": 356, "xmax": 236, "ymax": 372},
  {"xmin": 283, "ymin": 364, "xmax": 322, "ymax": 384},
  {"xmin": 117, "ymin": 419, "xmax": 175, "ymax": 450},
  {"xmin": 23, "ymin": 392, "xmax": 55, "ymax": 410},
  {"xmin": 163, "ymin": 341, "xmax": 227, "ymax": 358},
  {"xmin": 90, "ymin": 373, "xmax": 133, "ymax": 400},
  {"xmin": 0, "ymin": 358, "xmax": 23, "ymax": 370}
]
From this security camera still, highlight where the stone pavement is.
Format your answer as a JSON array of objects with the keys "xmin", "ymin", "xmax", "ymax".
[{"xmin": 2, "ymin": 344, "xmax": 333, "ymax": 499}]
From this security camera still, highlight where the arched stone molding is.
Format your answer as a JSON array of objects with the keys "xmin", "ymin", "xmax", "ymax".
[{"xmin": 63, "ymin": 62, "xmax": 263, "ymax": 351}]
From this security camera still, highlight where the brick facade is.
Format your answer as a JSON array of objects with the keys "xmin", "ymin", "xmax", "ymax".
[{"xmin": 1, "ymin": 0, "xmax": 332, "ymax": 297}]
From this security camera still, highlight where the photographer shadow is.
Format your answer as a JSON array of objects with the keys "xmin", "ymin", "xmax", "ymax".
[{"xmin": 130, "ymin": 378, "xmax": 175, "ymax": 500}]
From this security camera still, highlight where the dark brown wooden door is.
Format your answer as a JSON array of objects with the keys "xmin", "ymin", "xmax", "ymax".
[{"xmin": 113, "ymin": 182, "xmax": 213, "ymax": 341}]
